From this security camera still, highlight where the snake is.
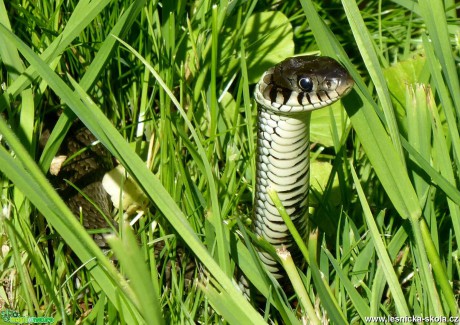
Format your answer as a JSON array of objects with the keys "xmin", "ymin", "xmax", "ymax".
[
  {"xmin": 47, "ymin": 55, "xmax": 353, "ymax": 289},
  {"xmin": 252, "ymin": 55, "xmax": 353, "ymax": 281}
]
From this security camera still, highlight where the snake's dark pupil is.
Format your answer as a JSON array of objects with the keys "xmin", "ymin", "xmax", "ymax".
[{"xmin": 298, "ymin": 77, "xmax": 313, "ymax": 91}]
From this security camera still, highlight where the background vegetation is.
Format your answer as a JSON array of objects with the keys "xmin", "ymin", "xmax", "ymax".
[{"xmin": 0, "ymin": 0, "xmax": 458, "ymax": 323}]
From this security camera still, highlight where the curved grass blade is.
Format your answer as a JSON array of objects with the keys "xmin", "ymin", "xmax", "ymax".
[
  {"xmin": 350, "ymin": 163, "xmax": 411, "ymax": 317},
  {"xmin": 0, "ymin": 24, "xmax": 266, "ymax": 324}
]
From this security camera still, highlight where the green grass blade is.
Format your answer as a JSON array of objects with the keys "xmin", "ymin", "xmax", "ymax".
[
  {"xmin": 277, "ymin": 248, "xmax": 320, "ymax": 324},
  {"xmin": 340, "ymin": 0, "xmax": 405, "ymax": 163},
  {"xmin": 323, "ymin": 249, "xmax": 371, "ymax": 321},
  {"xmin": 418, "ymin": 0, "xmax": 460, "ymax": 116},
  {"xmin": 38, "ymin": 0, "xmax": 146, "ymax": 171},
  {"xmin": 402, "ymin": 138, "xmax": 460, "ymax": 206},
  {"xmin": 107, "ymin": 222, "xmax": 165, "ymax": 325},
  {"xmin": 0, "ymin": 24, "xmax": 265, "ymax": 323},
  {"xmin": 0, "ymin": 117, "xmax": 142, "ymax": 323},
  {"xmin": 112, "ymin": 36, "xmax": 231, "ymax": 276},
  {"xmin": 1, "ymin": 0, "xmax": 112, "ymax": 99},
  {"xmin": 299, "ymin": 0, "xmax": 422, "ymax": 221},
  {"xmin": 343, "ymin": 91, "xmax": 421, "ymax": 221},
  {"xmin": 350, "ymin": 163, "xmax": 411, "ymax": 317},
  {"xmin": 0, "ymin": 0, "xmax": 24, "ymax": 79},
  {"xmin": 308, "ymin": 231, "xmax": 348, "ymax": 325},
  {"xmin": 423, "ymin": 33, "xmax": 460, "ymax": 171},
  {"xmin": 420, "ymin": 219, "xmax": 458, "ymax": 316},
  {"xmin": 199, "ymin": 281, "xmax": 266, "ymax": 325}
]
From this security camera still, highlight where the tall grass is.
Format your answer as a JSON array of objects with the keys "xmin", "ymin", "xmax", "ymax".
[{"xmin": 0, "ymin": 0, "xmax": 458, "ymax": 323}]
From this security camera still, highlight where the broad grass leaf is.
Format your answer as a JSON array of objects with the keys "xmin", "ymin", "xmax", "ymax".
[{"xmin": 220, "ymin": 11, "xmax": 295, "ymax": 84}]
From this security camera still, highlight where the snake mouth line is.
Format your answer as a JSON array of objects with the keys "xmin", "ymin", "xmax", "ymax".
[{"xmin": 255, "ymin": 55, "xmax": 354, "ymax": 113}]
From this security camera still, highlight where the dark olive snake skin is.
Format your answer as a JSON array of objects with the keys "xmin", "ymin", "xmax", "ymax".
[
  {"xmin": 44, "ymin": 122, "xmax": 195, "ymax": 285},
  {"xmin": 253, "ymin": 56, "xmax": 353, "ymax": 280},
  {"xmin": 45, "ymin": 124, "xmax": 115, "ymax": 248}
]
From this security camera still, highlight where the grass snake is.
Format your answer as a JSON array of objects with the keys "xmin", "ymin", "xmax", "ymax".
[{"xmin": 253, "ymin": 55, "xmax": 353, "ymax": 281}]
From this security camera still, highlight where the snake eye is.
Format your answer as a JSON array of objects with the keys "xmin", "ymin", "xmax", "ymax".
[{"xmin": 298, "ymin": 77, "xmax": 313, "ymax": 92}]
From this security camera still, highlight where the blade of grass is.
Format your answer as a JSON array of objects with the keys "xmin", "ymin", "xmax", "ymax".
[
  {"xmin": 1, "ymin": 0, "xmax": 112, "ymax": 100},
  {"xmin": 233, "ymin": 222, "xmax": 300, "ymax": 324},
  {"xmin": 420, "ymin": 219, "xmax": 458, "ymax": 316},
  {"xmin": 350, "ymin": 163, "xmax": 411, "ymax": 317},
  {"xmin": 418, "ymin": 0, "xmax": 460, "ymax": 116},
  {"xmin": 308, "ymin": 230, "xmax": 348, "ymax": 325},
  {"xmin": 340, "ymin": 0, "xmax": 405, "ymax": 164},
  {"xmin": 0, "ymin": 117, "xmax": 142, "ymax": 323},
  {"xmin": 38, "ymin": 0, "xmax": 147, "ymax": 171},
  {"xmin": 425, "ymin": 82, "xmax": 460, "ymax": 315},
  {"xmin": 401, "ymin": 138, "xmax": 460, "ymax": 206},
  {"xmin": 299, "ymin": 0, "xmax": 422, "ymax": 222},
  {"xmin": 422, "ymin": 31, "xmax": 460, "ymax": 167},
  {"xmin": 0, "ymin": 25, "xmax": 265, "ymax": 323},
  {"xmin": 107, "ymin": 222, "xmax": 165, "ymax": 325},
  {"xmin": 0, "ymin": 0, "xmax": 24, "ymax": 80},
  {"xmin": 199, "ymin": 280, "xmax": 265, "ymax": 325},
  {"xmin": 423, "ymin": 34, "xmax": 460, "ymax": 249},
  {"xmin": 370, "ymin": 224, "xmax": 409, "ymax": 316},
  {"xmin": 277, "ymin": 248, "xmax": 320, "ymax": 325},
  {"xmin": 406, "ymin": 84, "xmax": 431, "ymax": 208},
  {"xmin": 267, "ymin": 188, "xmax": 309, "ymax": 264},
  {"xmin": 112, "ymin": 36, "xmax": 231, "ymax": 276},
  {"xmin": 323, "ymin": 249, "xmax": 371, "ymax": 321}
]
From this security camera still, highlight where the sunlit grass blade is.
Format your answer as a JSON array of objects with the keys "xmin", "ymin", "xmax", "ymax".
[
  {"xmin": 111, "ymin": 36, "xmax": 231, "ymax": 277},
  {"xmin": 423, "ymin": 34, "xmax": 460, "ymax": 249},
  {"xmin": 308, "ymin": 230, "xmax": 348, "ymax": 325},
  {"xmin": 199, "ymin": 279, "xmax": 268, "ymax": 325},
  {"xmin": 350, "ymin": 163, "xmax": 411, "ymax": 316},
  {"xmin": 420, "ymin": 219, "xmax": 458, "ymax": 316},
  {"xmin": 418, "ymin": 0, "xmax": 460, "ymax": 115},
  {"xmin": 406, "ymin": 84, "xmax": 431, "ymax": 207},
  {"xmin": 0, "ymin": 23, "xmax": 265, "ymax": 323},
  {"xmin": 402, "ymin": 138, "xmax": 460, "ymax": 206},
  {"xmin": 369, "ymin": 224, "xmax": 409, "ymax": 316},
  {"xmin": 1, "ymin": 0, "xmax": 113, "ymax": 99},
  {"xmin": 424, "ymin": 83, "xmax": 459, "ymax": 315},
  {"xmin": 233, "ymin": 223, "xmax": 300, "ymax": 324},
  {"xmin": 38, "ymin": 0, "xmax": 146, "ymax": 171},
  {"xmin": 107, "ymin": 222, "xmax": 165, "ymax": 325},
  {"xmin": 299, "ymin": 0, "xmax": 422, "ymax": 222},
  {"xmin": 0, "ymin": 0, "xmax": 24, "ymax": 80},
  {"xmin": 267, "ymin": 188, "xmax": 309, "ymax": 264},
  {"xmin": 340, "ymin": 0, "xmax": 405, "ymax": 163},
  {"xmin": 0, "ymin": 117, "xmax": 141, "ymax": 323},
  {"xmin": 277, "ymin": 247, "xmax": 319, "ymax": 325},
  {"xmin": 404, "ymin": 84, "xmax": 448, "ymax": 316},
  {"xmin": 323, "ymin": 249, "xmax": 371, "ymax": 321},
  {"xmin": 342, "ymin": 90, "xmax": 421, "ymax": 221}
]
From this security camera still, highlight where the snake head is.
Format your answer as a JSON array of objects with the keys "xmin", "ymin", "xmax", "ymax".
[{"xmin": 255, "ymin": 55, "xmax": 354, "ymax": 113}]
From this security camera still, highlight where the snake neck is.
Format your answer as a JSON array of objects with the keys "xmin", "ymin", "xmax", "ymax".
[{"xmin": 254, "ymin": 105, "xmax": 310, "ymax": 277}]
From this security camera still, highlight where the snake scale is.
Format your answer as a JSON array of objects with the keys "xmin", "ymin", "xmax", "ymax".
[
  {"xmin": 48, "ymin": 55, "xmax": 353, "ymax": 290},
  {"xmin": 253, "ymin": 56, "xmax": 353, "ymax": 280}
]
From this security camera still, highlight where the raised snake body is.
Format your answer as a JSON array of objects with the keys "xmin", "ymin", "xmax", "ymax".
[{"xmin": 253, "ymin": 56, "xmax": 353, "ymax": 279}]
